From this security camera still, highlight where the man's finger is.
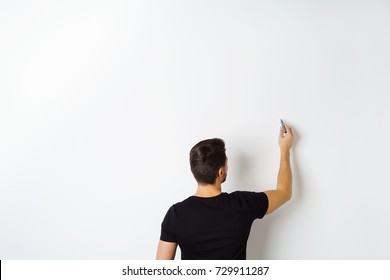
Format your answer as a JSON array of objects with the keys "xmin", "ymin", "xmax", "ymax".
[
  {"xmin": 279, "ymin": 126, "xmax": 285, "ymax": 137},
  {"xmin": 283, "ymin": 122, "xmax": 292, "ymax": 135}
]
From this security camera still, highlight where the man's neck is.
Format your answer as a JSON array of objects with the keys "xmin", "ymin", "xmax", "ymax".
[{"xmin": 194, "ymin": 183, "xmax": 222, "ymax": 198}]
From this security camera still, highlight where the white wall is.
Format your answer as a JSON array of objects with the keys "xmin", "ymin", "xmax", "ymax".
[{"xmin": 1, "ymin": 0, "xmax": 389, "ymax": 259}]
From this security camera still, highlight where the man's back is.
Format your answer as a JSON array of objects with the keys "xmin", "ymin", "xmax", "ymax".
[{"xmin": 160, "ymin": 191, "xmax": 269, "ymax": 260}]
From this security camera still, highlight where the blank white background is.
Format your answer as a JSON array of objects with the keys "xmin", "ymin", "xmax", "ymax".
[{"xmin": 1, "ymin": 0, "xmax": 389, "ymax": 259}]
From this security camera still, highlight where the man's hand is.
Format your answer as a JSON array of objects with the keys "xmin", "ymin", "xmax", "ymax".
[{"xmin": 279, "ymin": 122, "xmax": 293, "ymax": 152}]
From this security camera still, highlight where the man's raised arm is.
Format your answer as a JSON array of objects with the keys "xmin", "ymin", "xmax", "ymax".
[{"xmin": 264, "ymin": 122, "xmax": 293, "ymax": 214}]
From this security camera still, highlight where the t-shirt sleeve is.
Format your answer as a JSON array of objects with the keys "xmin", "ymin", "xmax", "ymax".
[
  {"xmin": 160, "ymin": 205, "xmax": 177, "ymax": 242},
  {"xmin": 241, "ymin": 191, "xmax": 269, "ymax": 220}
]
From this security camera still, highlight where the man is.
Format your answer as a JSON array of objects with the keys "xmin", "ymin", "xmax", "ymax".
[{"xmin": 156, "ymin": 123, "xmax": 293, "ymax": 260}]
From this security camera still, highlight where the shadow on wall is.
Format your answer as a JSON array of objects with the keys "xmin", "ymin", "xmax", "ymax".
[{"xmin": 246, "ymin": 129, "xmax": 303, "ymax": 259}]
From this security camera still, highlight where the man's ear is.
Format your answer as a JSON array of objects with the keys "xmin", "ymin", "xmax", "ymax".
[{"xmin": 218, "ymin": 167, "xmax": 224, "ymax": 178}]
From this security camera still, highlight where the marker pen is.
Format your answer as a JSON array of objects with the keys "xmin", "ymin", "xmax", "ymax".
[{"xmin": 280, "ymin": 119, "xmax": 287, "ymax": 134}]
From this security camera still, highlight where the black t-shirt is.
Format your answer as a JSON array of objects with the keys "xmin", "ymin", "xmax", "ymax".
[{"xmin": 160, "ymin": 191, "xmax": 269, "ymax": 260}]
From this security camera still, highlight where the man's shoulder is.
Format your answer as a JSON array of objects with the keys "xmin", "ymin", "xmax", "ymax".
[
  {"xmin": 171, "ymin": 196, "xmax": 195, "ymax": 209},
  {"xmin": 227, "ymin": 190, "xmax": 268, "ymax": 203},
  {"xmin": 228, "ymin": 190, "xmax": 264, "ymax": 197}
]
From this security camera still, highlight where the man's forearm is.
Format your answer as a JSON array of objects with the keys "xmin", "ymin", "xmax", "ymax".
[{"xmin": 277, "ymin": 150, "xmax": 292, "ymax": 199}]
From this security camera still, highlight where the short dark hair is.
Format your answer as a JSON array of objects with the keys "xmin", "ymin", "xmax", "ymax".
[{"xmin": 189, "ymin": 138, "xmax": 227, "ymax": 184}]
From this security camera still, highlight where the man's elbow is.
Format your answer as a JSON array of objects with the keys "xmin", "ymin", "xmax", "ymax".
[
  {"xmin": 276, "ymin": 187, "xmax": 292, "ymax": 202},
  {"xmin": 282, "ymin": 190, "xmax": 292, "ymax": 203},
  {"xmin": 286, "ymin": 191, "xmax": 292, "ymax": 201}
]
